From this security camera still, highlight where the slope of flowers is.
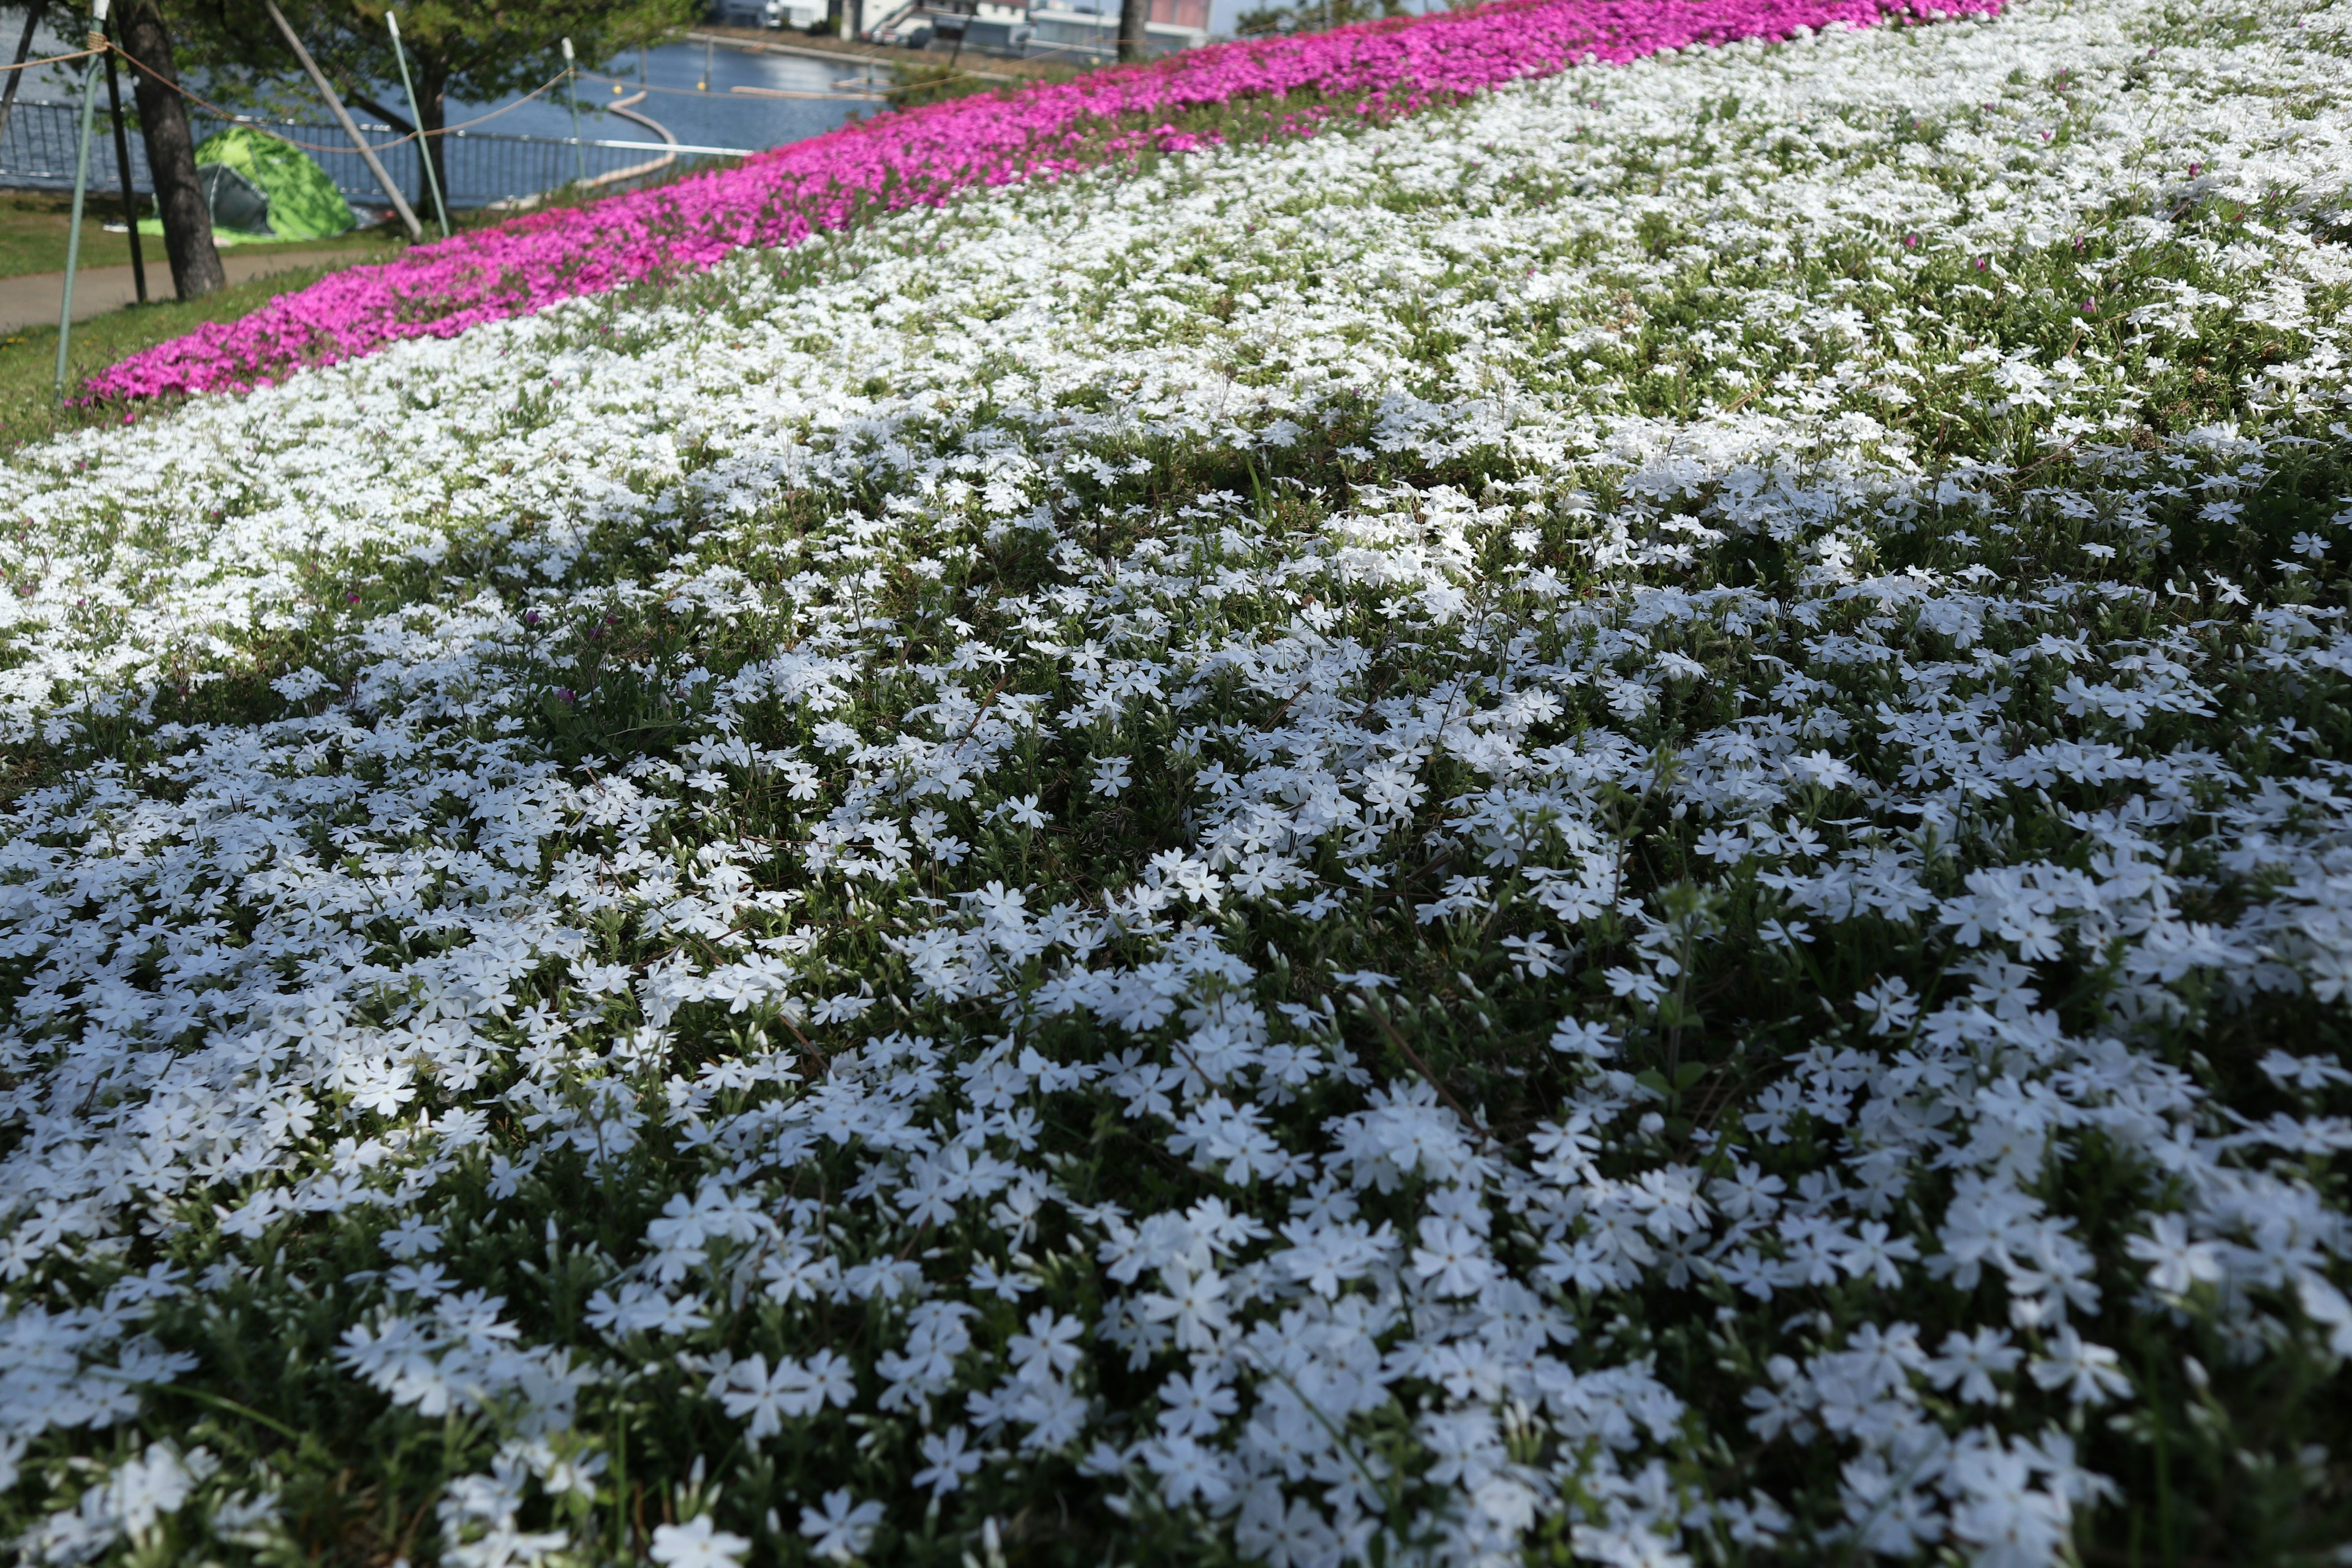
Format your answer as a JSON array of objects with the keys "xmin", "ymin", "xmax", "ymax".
[
  {"xmin": 84, "ymin": 0, "xmax": 1994, "ymax": 401},
  {"xmin": 7, "ymin": 0, "xmax": 2352, "ymax": 1565}
]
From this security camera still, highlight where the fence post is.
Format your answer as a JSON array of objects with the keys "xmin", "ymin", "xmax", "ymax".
[
  {"xmin": 388, "ymin": 10, "xmax": 448, "ymax": 236},
  {"xmin": 101, "ymin": 8, "xmax": 143, "ymax": 304},
  {"xmin": 53, "ymin": 0, "xmax": 108, "ymax": 409},
  {"xmin": 562, "ymin": 36, "xmax": 583, "ymax": 186}
]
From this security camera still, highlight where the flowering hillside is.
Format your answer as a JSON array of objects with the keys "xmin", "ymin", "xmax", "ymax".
[
  {"xmin": 85, "ymin": 0, "xmax": 1988, "ymax": 401},
  {"xmin": 6, "ymin": 0, "xmax": 2352, "ymax": 1562}
]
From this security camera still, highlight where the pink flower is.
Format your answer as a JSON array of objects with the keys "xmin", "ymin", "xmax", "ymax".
[{"xmin": 88, "ymin": 0, "xmax": 2003, "ymax": 401}]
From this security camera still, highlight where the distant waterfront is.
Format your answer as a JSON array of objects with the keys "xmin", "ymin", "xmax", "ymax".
[{"xmin": 440, "ymin": 37, "xmax": 874, "ymax": 165}]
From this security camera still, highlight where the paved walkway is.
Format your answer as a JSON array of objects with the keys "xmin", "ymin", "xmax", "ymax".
[{"xmin": 0, "ymin": 248, "xmax": 374, "ymax": 334}]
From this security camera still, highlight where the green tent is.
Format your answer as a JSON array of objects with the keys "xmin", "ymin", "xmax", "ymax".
[{"xmin": 138, "ymin": 125, "xmax": 358, "ymax": 243}]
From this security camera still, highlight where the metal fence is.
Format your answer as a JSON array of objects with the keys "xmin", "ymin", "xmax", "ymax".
[{"xmin": 0, "ymin": 97, "xmax": 718, "ymax": 211}]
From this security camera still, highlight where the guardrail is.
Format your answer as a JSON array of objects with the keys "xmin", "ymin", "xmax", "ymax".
[{"xmin": 0, "ymin": 97, "xmax": 736, "ymax": 212}]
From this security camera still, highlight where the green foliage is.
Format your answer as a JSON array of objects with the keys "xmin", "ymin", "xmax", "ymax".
[
  {"xmin": 165, "ymin": 0, "xmax": 698, "ymax": 126},
  {"xmin": 0, "ymin": 250, "xmax": 391, "ymax": 453}
]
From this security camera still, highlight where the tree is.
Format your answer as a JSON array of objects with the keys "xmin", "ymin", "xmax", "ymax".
[
  {"xmin": 171, "ymin": 0, "xmax": 694, "ymax": 219},
  {"xmin": 1117, "ymin": 0, "xmax": 1146, "ymax": 62},
  {"xmin": 118, "ymin": 1, "xmax": 227, "ymax": 298}
]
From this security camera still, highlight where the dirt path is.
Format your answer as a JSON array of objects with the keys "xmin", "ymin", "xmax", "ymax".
[{"xmin": 0, "ymin": 247, "xmax": 380, "ymax": 333}]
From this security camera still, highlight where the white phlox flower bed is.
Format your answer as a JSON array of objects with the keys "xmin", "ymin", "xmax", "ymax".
[{"xmin": 4, "ymin": 0, "xmax": 2352, "ymax": 1563}]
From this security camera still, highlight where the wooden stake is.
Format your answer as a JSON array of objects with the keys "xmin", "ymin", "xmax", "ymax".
[
  {"xmin": 54, "ymin": 0, "xmax": 108, "ymax": 408},
  {"xmin": 262, "ymin": 0, "xmax": 421, "ymax": 239}
]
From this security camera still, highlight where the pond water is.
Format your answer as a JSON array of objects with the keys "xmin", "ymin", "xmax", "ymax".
[
  {"xmin": 0, "ymin": 13, "xmax": 876, "ymax": 209},
  {"xmin": 440, "ymin": 37, "xmax": 874, "ymax": 165}
]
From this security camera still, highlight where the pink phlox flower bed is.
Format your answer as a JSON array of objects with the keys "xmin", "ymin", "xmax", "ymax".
[{"xmin": 89, "ymin": 0, "xmax": 2000, "ymax": 400}]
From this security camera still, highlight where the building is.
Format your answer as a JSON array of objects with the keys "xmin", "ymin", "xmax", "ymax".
[
  {"xmin": 864, "ymin": 0, "xmax": 1210, "ymax": 59},
  {"xmin": 717, "ymin": 0, "xmax": 827, "ymax": 27}
]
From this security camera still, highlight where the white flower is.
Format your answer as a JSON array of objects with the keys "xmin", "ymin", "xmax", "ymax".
[
  {"xmin": 8, "ymin": 0, "xmax": 2352, "ymax": 1560},
  {"xmin": 1411, "ymin": 1216, "xmax": 1498, "ymax": 1298},
  {"xmin": 1139, "ymin": 1261, "xmax": 1232, "ymax": 1352},
  {"xmin": 1502, "ymin": 933, "xmax": 1565, "ymax": 978},
  {"xmin": 1157, "ymin": 1366, "xmax": 1238, "ymax": 1438},
  {"xmin": 1603, "ymin": 967, "xmax": 1667, "ymax": 1006},
  {"xmin": 912, "ymin": 1427, "xmax": 982, "ymax": 1496},
  {"xmin": 799, "ymin": 1490, "xmax": 883, "ymax": 1562},
  {"xmin": 2296, "ymin": 1273, "xmax": 2352, "ymax": 1358},
  {"xmin": 2027, "ymin": 1327, "xmax": 2132, "ymax": 1406},
  {"xmin": 1924, "ymin": 1328, "xmax": 2021, "ymax": 1406},
  {"xmin": 1548, "ymin": 1017, "xmax": 1616, "ymax": 1057},
  {"xmin": 1141, "ymin": 1433, "xmax": 1233, "ymax": 1506},
  {"xmin": 1090, "ymin": 756, "xmax": 1133, "ymax": 797},
  {"xmin": 107, "ymin": 1443, "xmax": 194, "ymax": 1537},
  {"xmin": 713, "ymin": 1351, "xmax": 856, "ymax": 1440},
  {"xmin": 1006, "ymin": 1308, "xmax": 1084, "ymax": 1385},
  {"xmin": 2124, "ymin": 1215, "xmax": 2223, "ymax": 1296},
  {"xmin": 649, "ymin": 1516, "xmax": 750, "ymax": 1568}
]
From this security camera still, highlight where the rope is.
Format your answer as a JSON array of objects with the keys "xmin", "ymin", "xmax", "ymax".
[
  {"xmin": 579, "ymin": 68, "xmax": 882, "ymax": 102},
  {"xmin": 111, "ymin": 39, "xmax": 391, "ymax": 153},
  {"xmin": 429, "ymin": 70, "xmax": 577, "ymax": 137},
  {"xmin": 110, "ymin": 39, "xmax": 574, "ymax": 153},
  {"xmin": 0, "ymin": 45, "xmax": 102, "ymax": 74}
]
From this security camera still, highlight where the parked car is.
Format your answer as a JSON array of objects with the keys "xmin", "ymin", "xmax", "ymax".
[{"xmin": 712, "ymin": 0, "xmax": 788, "ymax": 26}]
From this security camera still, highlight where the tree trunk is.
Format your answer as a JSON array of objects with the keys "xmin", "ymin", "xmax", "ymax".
[
  {"xmin": 417, "ymin": 57, "xmax": 449, "ymax": 227},
  {"xmin": 1117, "ymin": 0, "xmax": 1150, "ymax": 62},
  {"xmin": 118, "ymin": 0, "xmax": 224, "ymax": 300}
]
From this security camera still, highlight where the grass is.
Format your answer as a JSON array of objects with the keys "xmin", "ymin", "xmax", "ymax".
[
  {"xmin": 0, "ymin": 188, "xmax": 394, "ymax": 279},
  {"xmin": 0, "ymin": 188, "xmax": 149, "ymax": 277},
  {"xmin": 0, "ymin": 256, "xmax": 387, "ymax": 451},
  {"xmin": 0, "ymin": 141, "xmax": 899, "ymax": 452}
]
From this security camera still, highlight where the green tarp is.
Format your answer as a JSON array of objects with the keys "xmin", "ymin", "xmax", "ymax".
[{"xmin": 137, "ymin": 125, "xmax": 357, "ymax": 243}]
